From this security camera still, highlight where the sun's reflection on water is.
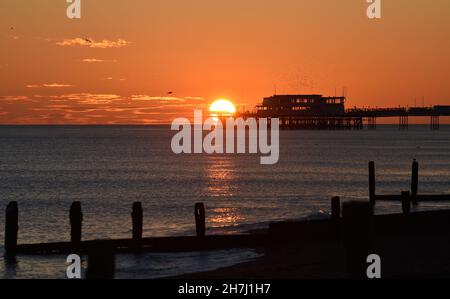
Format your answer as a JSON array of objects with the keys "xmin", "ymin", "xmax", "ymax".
[
  {"xmin": 205, "ymin": 155, "xmax": 237, "ymax": 197},
  {"xmin": 209, "ymin": 207, "xmax": 243, "ymax": 226},
  {"xmin": 204, "ymin": 156, "xmax": 246, "ymax": 231}
]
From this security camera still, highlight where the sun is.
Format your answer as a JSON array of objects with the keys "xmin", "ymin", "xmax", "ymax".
[{"xmin": 209, "ymin": 99, "xmax": 236, "ymax": 117}]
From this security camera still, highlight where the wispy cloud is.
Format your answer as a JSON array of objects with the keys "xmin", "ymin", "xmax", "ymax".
[
  {"xmin": 56, "ymin": 38, "xmax": 131, "ymax": 49},
  {"xmin": 0, "ymin": 95, "xmax": 32, "ymax": 101},
  {"xmin": 49, "ymin": 93, "xmax": 122, "ymax": 105},
  {"xmin": 82, "ymin": 58, "xmax": 104, "ymax": 63},
  {"xmin": 7, "ymin": 35, "xmax": 19, "ymax": 40},
  {"xmin": 26, "ymin": 83, "xmax": 73, "ymax": 88},
  {"xmin": 0, "ymin": 93, "xmax": 208, "ymax": 124},
  {"xmin": 131, "ymin": 95, "xmax": 186, "ymax": 102},
  {"xmin": 184, "ymin": 96, "xmax": 204, "ymax": 100},
  {"xmin": 82, "ymin": 58, "xmax": 117, "ymax": 63},
  {"xmin": 101, "ymin": 77, "xmax": 126, "ymax": 81},
  {"xmin": 43, "ymin": 83, "xmax": 73, "ymax": 88}
]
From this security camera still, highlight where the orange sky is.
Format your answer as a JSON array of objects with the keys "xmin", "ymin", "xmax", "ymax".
[{"xmin": 1, "ymin": 0, "xmax": 450, "ymax": 124}]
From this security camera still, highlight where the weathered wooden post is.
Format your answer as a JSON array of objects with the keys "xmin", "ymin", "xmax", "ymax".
[
  {"xmin": 331, "ymin": 196, "xmax": 341, "ymax": 220},
  {"xmin": 195, "ymin": 203, "xmax": 206, "ymax": 237},
  {"xmin": 132, "ymin": 202, "xmax": 143, "ymax": 243},
  {"xmin": 4, "ymin": 202, "xmax": 19, "ymax": 257},
  {"xmin": 369, "ymin": 161, "xmax": 376, "ymax": 206},
  {"xmin": 331, "ymin": 196, "xmax": 341, "ymax": 239},
  {"xmin": 402, "ymin": 191, "xmax": 411, "ymax": 214},
  {"xmin": 70, "ymin": 202, "xmax": 83, "ymax": 249},
  {"xmin": 86, "ymin": 243, "xmax": 115, "ymax": 279},
  {"xmin": 411, "ymin": 159, "xmax": 419, "ymax": 205},
  {"xmin": 343, "ymin": 201, "xmax": 372, "ymax": 279}
]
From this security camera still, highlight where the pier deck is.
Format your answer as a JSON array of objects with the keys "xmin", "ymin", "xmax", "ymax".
[{"xmin": 240, "ymin": 94, "xmax": 450, "ymax": 129}]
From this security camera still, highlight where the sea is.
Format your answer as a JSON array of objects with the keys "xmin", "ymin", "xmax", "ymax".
[{"xmin": 1, "ymin": 125, "xmax": 449, "ymax": 278}]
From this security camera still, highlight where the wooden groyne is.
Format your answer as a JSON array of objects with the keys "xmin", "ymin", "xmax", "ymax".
[
  {"xmin": 369, "ymin": 159, "xmax": 450, "ymax": 204},
  {"xmin": 3, "ymin": 159, "xmax": 450, "ymax": 262},
  {"xmin": 8, "ymin": 204, "xmax": 450, "ymax": 257},
  {"xmin": 5, "ymin": 199, "xmax": 450, "ymax": 279},
  {"xmin": 5, "ymin": 201, "xmax": 274, "ymax": 256}
]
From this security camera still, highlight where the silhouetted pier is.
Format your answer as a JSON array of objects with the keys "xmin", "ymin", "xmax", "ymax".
[{"xmin": 240, "ymin": 94, "xmax": 450, "ymax": 130}]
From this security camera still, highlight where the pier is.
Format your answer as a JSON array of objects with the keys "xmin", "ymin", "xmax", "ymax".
[{"xmin": 239, "ymin": 94, "xmax": 450, "ymax": 130}]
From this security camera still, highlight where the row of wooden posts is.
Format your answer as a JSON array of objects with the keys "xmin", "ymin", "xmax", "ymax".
[
  {"xmin": 4, "ymin": 159, "xmax": 430, "ymax": 258},
  {"xmin": 369, "ymin": 159, "xmax": 450, "ymax": 213},
  {"xmin": 3, "ymin": 159, "xmax": 446, "ymax": 278},
  {"xmin": 369, "ymin": 159, "xmax": 420, "ymax": 205},
  {"xmin": 4, "ymin": 193, "xmax": 439, "ymax": 279},
  {"xmin": 4, "ymin": 201, "xmax": 206, "ymax": 257},
  {"xmin": 3, "ymin": 196, "xmax": 378, "ymax": 279}
]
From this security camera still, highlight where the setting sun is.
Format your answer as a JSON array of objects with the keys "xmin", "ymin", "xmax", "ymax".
[{"xmin": 209, "ymin": 99, "xmax": 236, "ymax": 117}]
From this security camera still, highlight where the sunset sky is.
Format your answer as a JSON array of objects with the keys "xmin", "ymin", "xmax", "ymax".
[{"xmin": 1, "ymin": 0, "xmax": 450, "ymax": 124}]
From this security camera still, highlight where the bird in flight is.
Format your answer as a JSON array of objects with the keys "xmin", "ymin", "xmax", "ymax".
[{"xmin": 83, "ymin": 38, "xmax": 93, "ymax": 43}]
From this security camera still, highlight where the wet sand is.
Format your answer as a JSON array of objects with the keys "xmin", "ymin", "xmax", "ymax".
[{"xmin": 176, "ymin": 230, "xmax": 450, "ymax": 279}]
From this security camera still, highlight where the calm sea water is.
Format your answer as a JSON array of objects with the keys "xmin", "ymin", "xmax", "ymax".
[{"xmin": 1, "ymin": 125, "xmax": 450, "ymax": 278}]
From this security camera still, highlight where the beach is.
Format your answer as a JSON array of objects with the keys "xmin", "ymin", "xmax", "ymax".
[{"xmin": 179, "ymin": 218, "xmax": 450, "ymax": 279}]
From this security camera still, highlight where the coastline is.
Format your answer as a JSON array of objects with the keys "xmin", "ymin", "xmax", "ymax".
[
  {"xmin": 173, "ymin": 212, "xmax": 450, "ymax": 279},
  {"xmin": 174, "ymin": 234, "xmax": 450, "ymax": 279}
]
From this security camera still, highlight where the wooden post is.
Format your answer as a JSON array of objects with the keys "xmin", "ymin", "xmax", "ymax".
[
  {"xmin": 411, "ymin": 159, "xmax": 419, "ymax": 205},
  {"xmin": 86, "ymin": 243, "xmax": 115, "ymax": 279},
  {"xmin": 343, "ymin": 201, "xmax": 372, "ymax": 279},
  {"xmin": 4, "ymin": 202, "xmax": 19, "ymax": 257},
  {"xmin": 331, "ymin": 196, "xmax": 341, "ymax": 220},
  {"xmin": 195, "ymin": 203, "xmax": 206, "ymax": 237},
  {"xmin": 369, "ymin": 161, "xmax": 376, "ymax": 206},
  {"xmin": 70, "ymin": 202, "xmax": 83, "ymax": 249},
  {"xmin": 402, "ymin": 191, "xmax": 411, "ymax": 214},
  {"xmin": 132, "ymin": 202, "xmax": 143, "ymax": 242}
]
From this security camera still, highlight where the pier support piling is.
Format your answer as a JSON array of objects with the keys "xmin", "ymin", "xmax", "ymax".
[
  {"xmin": 4, "ymin": 202, "xmax": 19, "ymax": 257},
  {"xmin": 367, "ymin": 116, "xmax": 377, "ymax": 130},
  {"xmin": 399, "ymin": 115, "xmax": 409, "ymax": 130},
  {"xmin": 431, "ymin": 115, "xmax": 440, "ymax": 130},
  {"xmin": 195, "ymin": 203, "xmax": 206, "ymax": 238},
  {"xmin": 132, "ymin": 202, "xmax": 143, "ymax": 243},
  {"xmin": 70, "ymin": 202, "xmax": 83, "ymax": 250},
  {"xmin": 369, "ymin": 161, "xmax": 376, "ymax": 206}
]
